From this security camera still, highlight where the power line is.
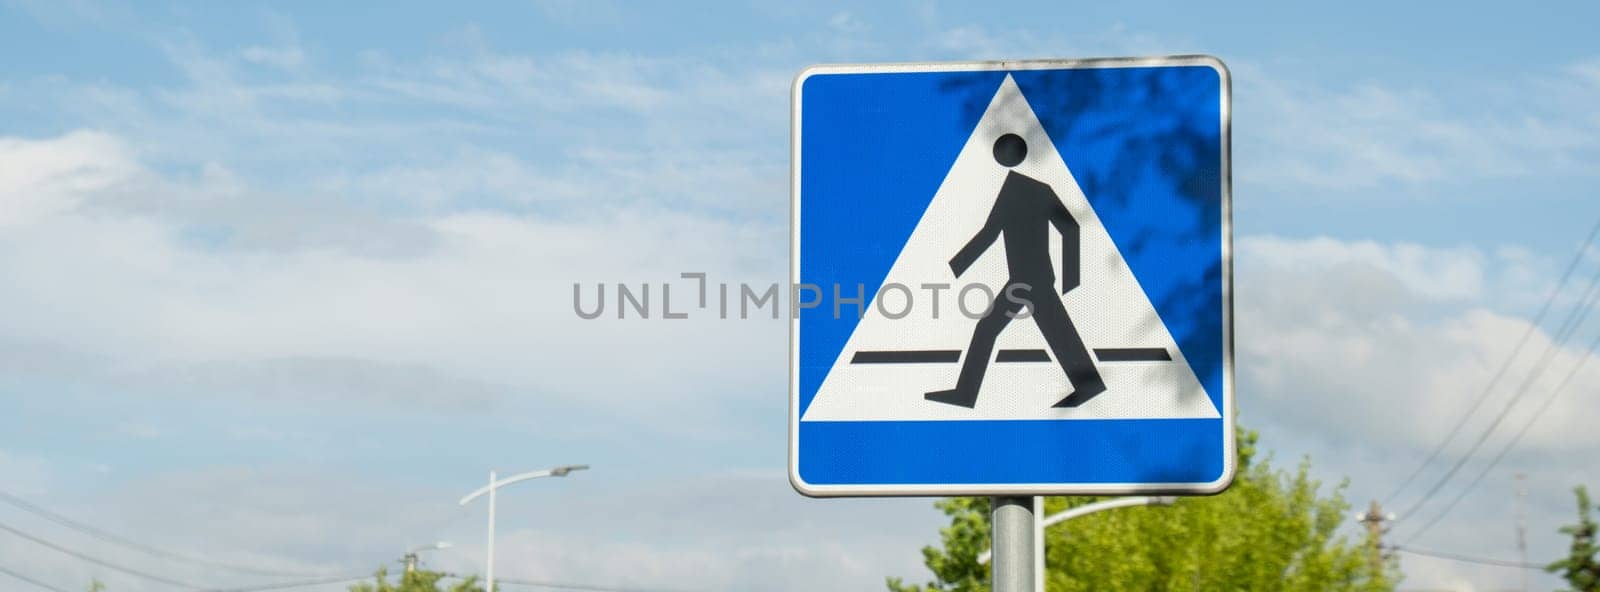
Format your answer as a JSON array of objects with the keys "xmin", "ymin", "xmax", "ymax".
[
  {"xmin": 497, "ymin": 578, "xmax": 688, "ymax": 592},
  {"xmin": 447, "ymin": 573, "xmax": 699, "ymax": 592},
  {"xmin": 1396, "ymin": 251, "xmax": 1600, "ymax": 523},
  {"xmin": 0, "ymin": 518, "xmax": 205, "ymax": 589},
  {"xmin": 1398, "ymin": 267, "xmax": 1600, "ymax": 527},
  {"xmin": 1389, "ymin": 545, "xmax": 1545, "ymax": 570},
  {"xmin": 201, "ymin": 574, "xmax": 369, "ymax": 592},
  {"xmin": 1404, "ymin": 327, "xmax": 1600, "ymax": 543},
  {"xmin": 0, "ymin": 488, "xmax": 329, "ymax": 579},
  {"xmin": 0, "ymin": 562, "xmax": 74, "ymax": 592},
  {"xmin": 1386, "ymin": 216, "xmax": 1600, "ymax": 504}
]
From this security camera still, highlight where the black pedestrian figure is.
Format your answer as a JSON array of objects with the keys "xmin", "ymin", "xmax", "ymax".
[{"xmin": 925, "ymin": 133, "xmax": 1107, "ymax": 409}]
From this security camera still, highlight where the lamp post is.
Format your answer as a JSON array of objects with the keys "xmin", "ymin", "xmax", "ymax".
[
  {"xmin": 977, "ymin": 496, "xmax": 1178, "ymax": 566},
  {"xmin": 403, "ymin": 541, "xmax": 453, "ymax": 575},
  {"xmin": 458, "ymin": 465, "xmax": 588, "ymax": 592}
]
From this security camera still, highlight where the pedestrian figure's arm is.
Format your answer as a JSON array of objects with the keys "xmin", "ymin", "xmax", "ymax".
[
  {"xmin": 949, "ymin": 207, "xmax": 1001, "ymax": 277},
  {"xmin": 1049, "ymin": 195, "xmax": 1079, "ymax": 293}
]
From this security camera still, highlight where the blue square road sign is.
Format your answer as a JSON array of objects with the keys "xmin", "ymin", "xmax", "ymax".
[{"xmin": 790, "ymin": 56, "xmax": 1235, "ymax": 497}]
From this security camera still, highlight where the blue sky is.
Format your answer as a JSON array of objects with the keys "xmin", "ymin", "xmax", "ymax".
[{"xmin": 2, "ymin": 1, "xmax": 1600, "ymax": 591}]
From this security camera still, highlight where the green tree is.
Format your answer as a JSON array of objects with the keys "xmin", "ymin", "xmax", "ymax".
[
  {"xmin": 1548, "ymin": 485, "xmax": 1600, "ymax": 591},
  {"xmin": 348, "ymin": 566, "xmax": 482, "ymax": 592},
  {"xmin": 887, "ymin": 429, "xmax": 1397, "ymax": 592}
]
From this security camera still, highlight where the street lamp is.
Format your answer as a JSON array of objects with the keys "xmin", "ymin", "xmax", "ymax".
[
  {"xmin": 458, "ymin": 465, "xmax": 589, "ymax": 592},
  {"xmin": 977, "ymin": 496, "xmax": 1177, "ymax": 564},
  {"xmin": 403, "ymin": 541, "xmax": 453, "ymax": 575}
]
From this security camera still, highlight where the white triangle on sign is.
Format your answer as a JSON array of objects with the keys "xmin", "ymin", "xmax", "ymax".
[{"xmin": 801, "ymin": 75, "xmax": 1220, "ymax": 422}]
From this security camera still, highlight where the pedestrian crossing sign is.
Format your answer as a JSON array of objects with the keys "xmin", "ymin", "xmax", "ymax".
[{"xmin": 790, "ymin": 57, "xmax": 1235, "ymax": 496}]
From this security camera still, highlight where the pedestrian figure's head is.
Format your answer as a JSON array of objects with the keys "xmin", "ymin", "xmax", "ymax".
[{"xmin": 993, "ymin": 133, "xmax": 1026, "ymax": 168}]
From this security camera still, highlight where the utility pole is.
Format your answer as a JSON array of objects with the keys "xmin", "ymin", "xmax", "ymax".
[
  {"xmin": 402, "ymin": 542, "xmax": 452, "ymax": 578},
  {"xmin": 1357, "ymin": 500, "xmax": 1395, "ymax": 577},
  {"xmin": 1516, "ymin": 472, "xmax": 1529, "ymax": 592}
]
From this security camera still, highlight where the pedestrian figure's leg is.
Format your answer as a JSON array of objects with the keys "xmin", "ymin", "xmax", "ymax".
[
  {"xmin": 1030, "ymin": 294, "xmax": 1105, "ymax": 407},
  {"xmin": 926, "ymin": 291, "xmax": 1022, "ymax": 408}
]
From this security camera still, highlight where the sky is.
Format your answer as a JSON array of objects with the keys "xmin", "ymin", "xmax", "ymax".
[{"xmin": 1, "ymin": 1, "xmax": 1600, "ymax": 591}]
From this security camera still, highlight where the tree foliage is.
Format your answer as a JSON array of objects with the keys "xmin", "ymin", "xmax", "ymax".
[
  {"xmin": 1548, "ymin": 485, "xmax": 1600, "ymax": 592},
  {"xmin": 887, "ymin": 429, "xmax": 1397, "ymax": 592},
  {"xmin": 349, "ymin": 567, "xmax": 482, "ymax": 592}
]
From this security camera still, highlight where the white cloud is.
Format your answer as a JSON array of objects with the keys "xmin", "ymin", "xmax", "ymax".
[
  {"xmin": 240, "ymin": 45, "xmax": 306, "ymax": 71},
  {"xmin": 1, "ymin": 36, "xmax": 792, "ymax": 229},
  {"xmin": 0, "ymin": 130, "xmax": 138, "ymax": 227},
  {"xmin": 392, "ymin": 471, "xmax": 933, "ymax": 592},
  {"xmin": 0, "ymin": 450, "xmax": 53, "ymax": 496},
  {"xmin": 0, "ymin": 130, "xmax": 784, "ymax": 434},
  {"xmin": 2, "ymin": 467, "xmax": 934, "ymax": 592},
  {"xmin": 5, "ymin": 15, "xmax": 1597, "ymax": 592},
  {"xmin": 530, "ymin": 0, "xmax": 623, "ymax": 28},
  {"xmin": 1243, "ymin": 235, "xmax": 1489, "ymax": 301},
  {"xmin": 1239, "ymin": 235, "xmax": 1600, "ymax": 453},
  {"xmin": 929, "ymin": 22, "xmax": 1185, "ymax": 61},
  {"xmin": 1237, "ymin": 60, "xmax": 1600, "ymax": 191},
  {"xmin": 827, "ymin": 11, "xmax": 868, "ymax": 34},
  {"xmin": 114, "ymin": 421, "xmax": 167, "ymax": 440},
  {"xmin": 0, "ymin": 466, "xmax": 443, "ymax": 592},
  {"xmin": 1236, "ymin": 234, "xmax": 1597, "ymax": 591}
]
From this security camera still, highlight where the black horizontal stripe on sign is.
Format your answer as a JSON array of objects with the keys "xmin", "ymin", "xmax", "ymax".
[
  {"xmin": 994, "ymin": 349, "xmax": 1051, "ymax": 362},
  {"xmin": 849, "ymin": 348, "xmax": 1171, "ymax": 364},
  {"xmin": 1093, "ymin": 348, "xmax": 1171, "ymax": 362},
  {"xmin": 850, "ymin": 350, "xmax": 961, "ymax": 364}
]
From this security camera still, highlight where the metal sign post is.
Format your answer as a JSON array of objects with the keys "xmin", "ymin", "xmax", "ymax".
[{"xmin": 991, "ymin": 497, "xmax": 1036, "ymax": 592}]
